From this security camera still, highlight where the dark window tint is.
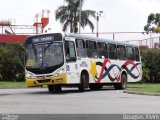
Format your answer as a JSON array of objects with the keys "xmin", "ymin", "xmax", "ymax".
[
  {"xmin": 134, "ymin": 47, "xmax": 140, "ymax": 61},
  {"xmin": 126, "ymin": 46, "xmax": 134, "ymax": 60},
  {"xmin": 76, "ymin": 39, "xmax": 86, "ymax": 57},
  {"xmin": 86, "ymin": 40, "xmax": 97, "ymax": 58},
  {"xmin": 117, "ymin": 45, "xmax": 126, "ymax": 60},
  {"xmin": 97, "ymin": 42, "xmax": 108, "ymax": 58},
  {"xmin": 108, "ymin": 44, "xmax": 117, "ymax": 59}
]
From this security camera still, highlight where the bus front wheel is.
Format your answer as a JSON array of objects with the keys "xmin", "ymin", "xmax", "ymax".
[
  {"xmin": 48, "ymin": 85, "xmax": 54, "ymax": 92},
  {"xmin": 48, "ymin": 85, "xmax": 62, "ymax": 92}
]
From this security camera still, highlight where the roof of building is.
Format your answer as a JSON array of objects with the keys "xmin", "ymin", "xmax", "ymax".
[{"xmin": 0, "ymin": 34, "xmax": 28, "ymax": 43}]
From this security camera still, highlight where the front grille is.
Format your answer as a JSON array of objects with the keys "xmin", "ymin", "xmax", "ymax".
[
  {"xmin": 36, "ymin": 75, "xmax": 53, "ymax": 78},
  {"xmin": 37, "ymin": 79, "xmax": 51, "ymax": 83}
]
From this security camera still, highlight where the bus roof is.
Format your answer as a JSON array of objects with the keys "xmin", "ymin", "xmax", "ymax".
[{"xmin": 64, "ymin": 33, "xmax": 139, "ymax": 47}]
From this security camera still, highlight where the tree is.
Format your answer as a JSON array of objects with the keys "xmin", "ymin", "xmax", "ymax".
[
  {"xmin": 144, "ymin": 13, "xmax": 160, "ymax": 33},
  {"xmin": 55, "ymin": 0, "xmax": 96, "ymax": 33},
  {"xmin": 0, "ymin": 43, "xmax": 25, "ymax": 81},
  {"xmin": 141, "ymin": 49, "xmax": 160, "ymax": 82}
]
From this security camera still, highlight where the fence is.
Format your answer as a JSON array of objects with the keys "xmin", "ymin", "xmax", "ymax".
[{"xmin": 128, "ymin": 36, "xmax": 160, "ymax": 48}]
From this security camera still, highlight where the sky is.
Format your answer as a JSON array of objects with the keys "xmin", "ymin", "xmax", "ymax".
[{"xmin": 0, "ymin": 0, "xmax": 160, "ymax": 41}]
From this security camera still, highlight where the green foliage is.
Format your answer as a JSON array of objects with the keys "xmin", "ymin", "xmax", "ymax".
[
  {"xmin": 141, "ymin": 49, "xmax": 160, "ymax": 82},
  {"xmin": 128, "ymin": 83, "xmax": 160, "ymax": 94},
  {"xmin": 0, "ymin": 81, "xmax": 26, "ymax": 88},
  {"xmin": 0, "ymin": 43, "xmax": 25, "ymax": 81},
  {"xmin": 144, "ymin": 13, "xmax": 160, "ymax": 33}
]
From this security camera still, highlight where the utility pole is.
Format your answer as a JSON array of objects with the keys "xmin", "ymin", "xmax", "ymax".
[
  {"xmin": 96, "ymin": 12, "xmax": 99, "ymax": 37},
  {"xmin": 96, "ymin": 11, "xmax": 104, "ymax": 37}
]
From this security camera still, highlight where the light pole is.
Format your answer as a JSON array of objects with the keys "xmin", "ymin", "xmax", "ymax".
[
  {"xmin": 96, "ymin": 11, "xmax": 104, "ymax": 37},
  {"xmin": 96, "ymin": 12, "xmax": 99, "ymax": 37}
]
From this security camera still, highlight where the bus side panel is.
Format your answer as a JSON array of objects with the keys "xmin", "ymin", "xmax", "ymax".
[
  {"xmin": 88, "ymin": 59, "xmax": 142, "ymax": 84},
  {"xmin": 65, "ymin": 62, "xmax": 80, "ymax": 84},
  {"xmin": 126, "ymin": 61, "xmax": 142, "ymax": 82},
  {"xmin": 91, "ymin": 59, "xmax": 121, "ymax": 83}
]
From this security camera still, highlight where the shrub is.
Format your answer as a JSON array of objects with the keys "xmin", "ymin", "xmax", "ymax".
[
  {"xmin": 141, "ymin": 49, "xmax": 160, "ymax": 83},
  {"xmin": 0, "ymin": 43, "xmax": 25, "ymax": 81}
]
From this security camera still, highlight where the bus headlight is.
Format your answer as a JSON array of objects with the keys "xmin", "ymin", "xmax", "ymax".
[
  {"xmin": 54, "ymin": 69, "xmax": 64, "ymax": 76},
  {"xmin": 26, "ymin": 72, "xmax": 36, "ymax": 79}
]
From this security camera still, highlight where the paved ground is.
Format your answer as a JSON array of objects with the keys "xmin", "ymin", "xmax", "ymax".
[{"xmin": 0, "ymin": 87, "xmax": 160, "ymax": 114}]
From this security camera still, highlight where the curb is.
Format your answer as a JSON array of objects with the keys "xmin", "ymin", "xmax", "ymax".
[{"xmin": 124, "ymin": 90, "xmax": 160, "ymax": 96}]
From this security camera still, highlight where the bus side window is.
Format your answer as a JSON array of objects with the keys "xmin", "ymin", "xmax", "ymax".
[
  {"xmin": 97, "ymin": 42, "xmax": 108, "ymax": 58},
  {"xmin": 108, "ymin": 44, "xmax": 117, "ymax": 59},
  {"xmin": 126, "ymin": 46, "xmax": 134, "ymax": 60},
  {"xmin": 65, "ymin": 42, "xmax": 69, "ymax": 57},
  {"xmin": 76, "ymin": 39, "xmax": 86, "ymax": 57},
  {"xmin": 86, "ymin": 40, "xmax": 97, "ymax": 58},
  {"xmin": 65, "ymin": 41, "xmax": 76, "ymax": 62},
  {"xmin": 117, "ymin": 45, "xmax": 126, "ymax": 60},
  {"xmin": 134, "ymin": 47, "xmax": 140, "ymax": 61}
]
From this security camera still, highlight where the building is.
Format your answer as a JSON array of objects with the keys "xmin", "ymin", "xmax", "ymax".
[{"xmin": 0, "ymin": 34, "xmax": 28, "ymax": 46}]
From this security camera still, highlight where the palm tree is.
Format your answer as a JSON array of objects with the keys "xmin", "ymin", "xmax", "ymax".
[{"xmin": 55, "ymin": 0, "xmax": 96, "ymax": 33}]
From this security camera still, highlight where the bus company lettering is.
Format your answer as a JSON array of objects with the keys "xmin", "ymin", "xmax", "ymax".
[{"xmin": 80, "ymin": 61, "xmax": 88, "ymax": 67}]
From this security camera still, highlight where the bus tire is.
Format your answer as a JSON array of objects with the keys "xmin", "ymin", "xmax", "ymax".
[
  {"xmin": 114, "ymin": 74, "xmax": 127, "ymax": 90},
  {"xmin": 54, "ymin": 85, "xmax": 62, "ymax": 92},
  {"xmin": 48, "ymin": 85, "xmax": 54, "ymax": 92},
  {"xmin": 78, "ymin": 73, "xmax": 88, "ymax": 92},
  {"xmin": 48, "ymin": 85, "xmax": 62, "ymax": 92}
]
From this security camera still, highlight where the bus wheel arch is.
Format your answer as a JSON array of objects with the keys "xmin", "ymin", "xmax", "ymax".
[
  {"xmin": 78, "ymin": 70, "xmax": 89, "ymax": 92},
  {"xmin": 114, "ymin": 71, "xmax": 127, "ymax": 90}
]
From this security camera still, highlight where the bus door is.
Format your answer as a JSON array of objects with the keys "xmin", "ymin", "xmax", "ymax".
[
  {"xmin": 86, "ymin": 40, "xmax": 98, "ymax": 82},
  {"xmin": 65, "ymin": 40, "xmax": 79, "ymax": 83}
]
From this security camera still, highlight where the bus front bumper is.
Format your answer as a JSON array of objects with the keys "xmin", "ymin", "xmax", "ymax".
[{"xmin": 26, "ymin": 74, "xmax": 67, "ymax": 87}]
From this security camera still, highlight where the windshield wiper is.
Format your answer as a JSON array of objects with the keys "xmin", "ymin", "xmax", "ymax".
[{"xmin": 44, "ymin": 41, "xmax": 53, "ymax": 52}]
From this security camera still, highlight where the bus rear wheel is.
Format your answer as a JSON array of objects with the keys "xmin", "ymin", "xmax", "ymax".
[{"xmin": 114, "ymin": 74, "xmax": 127, "ymax": 90}]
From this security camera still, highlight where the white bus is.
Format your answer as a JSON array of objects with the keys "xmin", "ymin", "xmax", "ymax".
[{"xmin": 25, "ymin": 33, "xmax": 142, "ymax": 92}]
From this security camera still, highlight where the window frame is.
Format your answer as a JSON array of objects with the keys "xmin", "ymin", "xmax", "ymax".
[
  {"xmin": 117, "ymin": 45, "xmax": 126, "ymax": 60},
  {"xmin": 97, "ymin": 42, "xmax": 108, "ymax": 58},
  {"xmin": 65, "ymin": 41, "xmax": 77, "ymax": 62},
  {"xmin": 86, "ymin": 40, "xmax": 98, "ymax": 58},
  {"xmin": 75, "ymin": 39, "xmax": 87, "ymax": 58},
  {"xmin": 108, "ymin": 43, "xmax": 117, "ymax": 60},
  {"xmin": 134, "ymin": 47, "xmax": 140, "ymax": 61},
  {"xmin": 126, "ymin": 46, "xmax": 134, "ymax": 60}
]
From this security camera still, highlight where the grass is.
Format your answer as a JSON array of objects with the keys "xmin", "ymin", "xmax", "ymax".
[
  {"xmin": 0, "ymin": 81, "xmax": 160, "ymax": 95},
  {"xmin": 128, "ymin": 83, "xmax": 160, "ymax": 94},
  {"xmin": 0, "ymin": 81, "xmax": 26, "ymax": 88}
]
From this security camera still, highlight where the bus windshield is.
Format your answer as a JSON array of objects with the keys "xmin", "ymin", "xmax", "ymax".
[{"xmin": 26, "ymin": 42, "xmax": 64, "ymax": 69}]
